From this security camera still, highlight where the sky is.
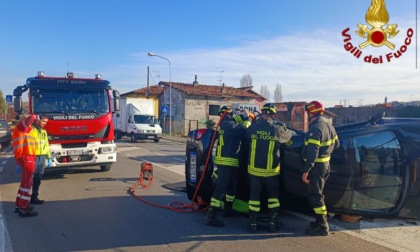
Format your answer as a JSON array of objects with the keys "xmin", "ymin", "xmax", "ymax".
[{"xmin": 0, "ymin": 0, "xmax": 418, "ymax": 108}]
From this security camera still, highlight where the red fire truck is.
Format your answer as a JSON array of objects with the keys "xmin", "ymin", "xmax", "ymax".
[{"xmin": 13, "ymin": 71, "xmax": 120, "ymax": 171}]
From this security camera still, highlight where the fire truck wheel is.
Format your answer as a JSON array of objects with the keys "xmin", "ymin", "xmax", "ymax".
[{"xmin": 100, "ymin": 165, "xmax": 111, "ymax": 172}]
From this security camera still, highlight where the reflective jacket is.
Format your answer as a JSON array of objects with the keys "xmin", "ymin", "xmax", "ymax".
[
  {"xmin": 214, "ymin": 116, "xmax": 248, "ymax": 167},
  {"xmin": 246, "ymin": 118, "xmax": 292, "ymax": 177},
  {"xmin": 301, "ymin": 115, "xmax": 339, "ymax": 173},
  {"xmin": 12, "ymin": 126, "xmax": 37, "ymax": 158},
  {"xmin": 31, "ymin": 124, "xmax": 51, "ymax": 158}
]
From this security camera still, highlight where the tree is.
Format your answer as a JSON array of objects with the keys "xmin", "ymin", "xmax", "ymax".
[
  {"xmin": 0, "ymin": 90, "xmax": 7, "ymax": 119},
  {"xmin": 273, "ymin": 84, "xmax": 283, "ymax": 103},
  {"xmin": 260, "ymin": 84, "xmax": 271, "ymax": 101},
  {"xmin": 239, "ymin": 74, "xmax": 253, "ymax": 87}
]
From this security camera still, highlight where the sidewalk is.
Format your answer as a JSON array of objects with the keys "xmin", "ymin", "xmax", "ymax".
[{"xmin": 161, "ymin": 134, "xmax": 188, "ymax": 143}]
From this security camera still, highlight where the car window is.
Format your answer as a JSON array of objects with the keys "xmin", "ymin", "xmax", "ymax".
[
  {"xmin": 0, "ymin": 120, "xmax": 9, "ymax": 128},
  {"xmin": 351, "ymin": 131, "xmax": 403, "ymax": 212}
]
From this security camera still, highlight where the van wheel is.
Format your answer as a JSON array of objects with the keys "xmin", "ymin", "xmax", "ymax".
[
  {"xmin": 100, "ymin": 165, "xmax": 111, "ymax": 172},
  {"xmin": 154, "ymin": 138, "xmax": 160, "ymax": 143},
  {"xmin": 115, "ymin": 131, "xmax": 122, "ymax": 140},
  {"xmin": 130, "ymin": 133, "xmax": 137, "ymax": 143}
]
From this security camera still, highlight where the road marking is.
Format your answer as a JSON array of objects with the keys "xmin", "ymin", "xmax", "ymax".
[
  {"xmin": 283, "ymin": 209, "xmax": 405, "ymax": 252},
  {"xmin": 173, "ymin": 158, "xmax": 185, "ymax": 162},
  {"xmin": 154, "ymin": 152, "xmax": 164, "ymax": 156},
  {"xmin": 118, "ymin": 146, "xmax": 149, "ymax": 152}
]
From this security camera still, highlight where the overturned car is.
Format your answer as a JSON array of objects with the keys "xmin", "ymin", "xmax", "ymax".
[{"xmin": 185, "ymin": 113, "xmax": 420, "ymax": 218}]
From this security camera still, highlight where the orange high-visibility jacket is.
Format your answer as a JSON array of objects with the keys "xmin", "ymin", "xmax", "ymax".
[{"xmin": 12, "ymin": 127, "xmax": 37, "ymax": 158}]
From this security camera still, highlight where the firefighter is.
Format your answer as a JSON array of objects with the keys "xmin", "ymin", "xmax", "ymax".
[
  {"xmin": 12, "ymin": 114, "xmax": 39, "ymax": 217},
  {"xmin": 301, "ymin": 101, "xmax": 339, "ymax": 236},
  {"xmin": 246, "ymin": 103, "xmax": 292, "ymax": 233},
  {"xmin": 204, "ymin": 106, "xmax": 250, "ymax": 227},
  {"xmin": 31, "ymin": 114, "xmax": 52, "ymax": 204}
]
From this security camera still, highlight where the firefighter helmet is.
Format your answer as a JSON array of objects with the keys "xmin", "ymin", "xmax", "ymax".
[
  {"xmin": 218, "ymin": 106, "xmax": 232, "ymax": 116},
  {"xmin": 261, "ymin": 103, "xmax": 276, "ymax": 115},
  {"xmin": 306, "ymin": 101, "xmax": 325, "ymax": 116}
]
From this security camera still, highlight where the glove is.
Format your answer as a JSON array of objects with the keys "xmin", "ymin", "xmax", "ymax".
[
  {"xmin": 233, "ymin": 114, "xmax": 243, "ymax": 124},
  {"xmin": 47, "ymin": 158, "xmax": 53, "ymax": 167}
]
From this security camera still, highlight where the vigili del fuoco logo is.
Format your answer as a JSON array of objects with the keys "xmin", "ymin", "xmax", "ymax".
[{"xmin": 342, "ymin": 0, "xmax": 414, "ymax": 64}]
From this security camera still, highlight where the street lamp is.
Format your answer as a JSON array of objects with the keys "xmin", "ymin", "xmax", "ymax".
[{"xmin": 148, "ymin": 52, "xmax": 172, "ymax": 136}]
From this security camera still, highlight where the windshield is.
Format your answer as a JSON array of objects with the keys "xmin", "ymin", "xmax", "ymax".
[
  {"xmin": 32, "ymin": 89, "xmax": 110, "ymax": 114},
  {"xmin": 133, "ymin": 115, "xmax": 157, "ymax": 124}
]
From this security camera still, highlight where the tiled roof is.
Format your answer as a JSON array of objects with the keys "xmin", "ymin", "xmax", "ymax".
[
  {"xmin": 158, "ymin": 81, "xmax": 264, "ymax": 99},
  {"xmin": 121, "ymin": 85, "xmax": 165, "ymax": 97}
]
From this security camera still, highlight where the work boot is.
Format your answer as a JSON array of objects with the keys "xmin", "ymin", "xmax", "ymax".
[
  {"xmin": 305, "ymin": 215, "xmax": 329, "ymax": 236},
  {"xmin": 15, "ymin": 205, "xmax": 34, "ymax": 213},
  {"xmin": 224, "ymin": 202, "xmax": 238, "ymax": 217},
  {"xmin": 249, "ymin": 211, "xmax": 258, "ymax": 233},
  {"xmin": 204, "ymin": 207, "xmax": 224, "ymax": 227},
  {"xmin": 17, "ymin": 207, "xmax": 38, "ymax": 217},
  {"xmin": 30, "ymin": 196, "xmax": 45, "ymax": 205},
  {"xmin": 268, "ymin": 209, "xmax": 282, "ymax": 233}
]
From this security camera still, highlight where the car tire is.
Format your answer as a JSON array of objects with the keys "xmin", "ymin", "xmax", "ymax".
[
  {"xmin": 130, "ymin": 133, "xmax": 137, "ymax": 143},
  {"xmin": 100, "ymin": 165, "xmax": 111, "ymax": 172}
]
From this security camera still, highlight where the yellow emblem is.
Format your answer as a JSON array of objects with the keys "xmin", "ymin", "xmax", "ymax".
[{"xmin": 356, "ymin": 0, "xmax": 399, "ymax": 49}]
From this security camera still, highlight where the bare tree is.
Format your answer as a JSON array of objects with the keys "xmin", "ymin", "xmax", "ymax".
[
  {"xmin": 260, "ymin": 84, "xmax": 271, "ymax": 101},
  {"xmin": 0, "ymin": 90, "xmax": 7, "ymax": 119},
  {"xmin": 273, "ymin": 84, "xmax": 283, "ymax": 103},
  {"xmin": 240, "ymin": 74, "xmax": 253, "ymax": 87}
]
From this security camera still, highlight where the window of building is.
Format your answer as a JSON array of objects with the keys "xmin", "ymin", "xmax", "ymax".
[{"xmin": 209, "ymin": 105, "xmax": 220, "ymax": 116}]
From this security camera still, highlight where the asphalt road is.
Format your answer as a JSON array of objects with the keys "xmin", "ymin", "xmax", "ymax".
[{"xmin": 0, "ymin": 138, "xmax": 418, "ymax": 251}]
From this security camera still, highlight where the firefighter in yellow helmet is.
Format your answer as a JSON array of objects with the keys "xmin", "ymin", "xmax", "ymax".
[
  {"xmin": 245, "ymin": 103, "xmax": 292, "ymax": 233},
  {"xmin": 301, "ymin": 101, "xmax": 339, "ymax": 236},
  {"xmin": 204, "ymin": 105, "xmax": 251, "ymax": 227}
]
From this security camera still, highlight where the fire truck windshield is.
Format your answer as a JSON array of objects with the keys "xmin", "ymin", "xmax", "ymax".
[{"xmin": 32, "ymin": 89, "xmax": 110, "ymax": 114}]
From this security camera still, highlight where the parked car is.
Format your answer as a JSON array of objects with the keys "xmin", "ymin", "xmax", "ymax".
[
  {"xmin": 185, "ymin": 113, "xmax": 420, "ymax": 217},
  {"xmin": 0, "ymin": 119, "xmax": 12, "ymax": 148}
]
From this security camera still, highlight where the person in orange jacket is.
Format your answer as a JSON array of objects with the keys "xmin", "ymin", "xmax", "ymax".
[{"xmin": 12, "ymin": 114, "xmax": 38, "ymax": 217}]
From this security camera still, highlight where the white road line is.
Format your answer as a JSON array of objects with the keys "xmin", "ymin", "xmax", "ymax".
[
  {"xmin": 173, "ymin": 158, "xmax": 185, "ymax": 162},
  {"xmin": 154, "ymin": 152, "xmax": 164, "ymax": 156},
  {"xmin": 1, "ymin": 161, "xmax": 6, "ymax": 165}
]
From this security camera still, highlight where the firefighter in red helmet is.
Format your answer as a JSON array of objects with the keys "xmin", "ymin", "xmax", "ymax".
[
  {"xmin": 204, "ymin": 105, "xmax": 251, "ymax": 227},
  {"xmin": 301, "ymin": 101, "xmax": 339, "ymax": 236},
  {"xmin": 245, "ymin": 103, "xmax": 292, "ymax": 233},
  {"xmin": 12, "ymin": 114, "xmax": 39, "ymax": 217}
]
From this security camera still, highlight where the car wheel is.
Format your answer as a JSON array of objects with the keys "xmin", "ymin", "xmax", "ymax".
[
  {"xmin": 100, "ymin": 165, "xmax": 111, "ymax": 172},
  {"xmin": 130, "ymin": 133, "xmax": 137, "ymax": 143}
]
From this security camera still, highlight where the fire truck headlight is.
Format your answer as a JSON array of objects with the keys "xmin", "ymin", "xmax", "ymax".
[{"xmin": 99, "ymin": 146, "xmax": 114, "ymax": 154}]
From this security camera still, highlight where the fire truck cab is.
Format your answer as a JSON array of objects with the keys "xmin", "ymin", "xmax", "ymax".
[{"xmin": 13, "ymin": 71, "xmax": 120, "ymax": 172}]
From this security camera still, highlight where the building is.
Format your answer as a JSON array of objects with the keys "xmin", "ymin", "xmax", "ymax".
[
  {"xmin": 159, "ymin": 76, "xmax": 265, "ymax": 136},
  {"xmin": 121, "ymin": 76, "xmax": 265, "ymax": 136}
]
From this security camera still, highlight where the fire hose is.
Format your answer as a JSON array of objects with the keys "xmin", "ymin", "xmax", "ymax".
[{"xmin": 129, "ymin": 109, "xmax": 254, "ymax": 212}]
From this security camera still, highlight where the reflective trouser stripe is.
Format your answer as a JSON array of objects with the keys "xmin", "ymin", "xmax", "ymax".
[
  {"xmin": 19, "ymin": 187, "xmax": 31, "ymax": 193},
  {"xmin": 314, "ymin": 205, "xmax": 327, "ymax": 215},
  {"xmin": 268, "ymin": 198, "xmax": 280, "ymax": 209},
  {"xmin": 210, "ymin": 197, "xmax": 223, "ymax": 208},
  {"xmin": 226, "ymin": 194, "xmax": 235, "ymax": 203},
  {"xmin": 249, "ymin": 200, "xmax": 261, "ymax": 212}
]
